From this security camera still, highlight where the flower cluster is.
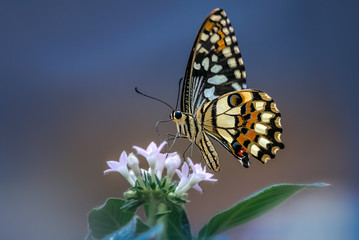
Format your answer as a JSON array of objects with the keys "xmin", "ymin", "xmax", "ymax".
[{"xmin": 104, "ymin": 142, "xmax": 217, "ymax": 197}]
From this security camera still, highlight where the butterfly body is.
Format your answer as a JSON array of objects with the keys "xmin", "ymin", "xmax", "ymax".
[{"xmin": 170, "ymin": 9, "xmax": 284, "ymax": 171}]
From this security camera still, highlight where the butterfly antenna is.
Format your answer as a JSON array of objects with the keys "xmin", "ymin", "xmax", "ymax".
[
  {"xmin": 135, "ymin": 87, "xmax": 174, "ymax": 111},
  {"xmin": 175, "ymin": 77, "xmax": 183, "ymax": 110}
]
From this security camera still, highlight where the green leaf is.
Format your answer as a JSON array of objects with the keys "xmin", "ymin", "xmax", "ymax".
[
  {"xmin": 167, "ymin": 206, "xmax": 192, "ymax": 240},
  {"xmin": 88, "ymin": 198, "xmax": 136, "ymax": 239},
  {"xmin": 134, "ymin": 223, "xmax": 164, "ymax": 240},
  {"xmin": 102, "ymin": 217, "xmax": 153, "ymax": 240},
  {"xmin": 198, "ymin": 182, "xmax": 329, "ymax": 240},
  {"xmin": 102, "ymin": 216, "xmax": 137, "ymax": 240}
]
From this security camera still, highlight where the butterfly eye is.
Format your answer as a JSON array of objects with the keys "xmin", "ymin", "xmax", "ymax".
[{"xmin": 174, "ymin": 111, "xmax": 182, "ymax": 119}]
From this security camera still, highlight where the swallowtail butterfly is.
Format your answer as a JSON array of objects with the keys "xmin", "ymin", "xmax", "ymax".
[{"xmin": 170, "ymin": 8, "xmax": 284, "ymax": 171}]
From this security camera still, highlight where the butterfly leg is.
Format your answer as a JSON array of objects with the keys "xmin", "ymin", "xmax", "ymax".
[
  {"xmin": 182, "ymin": 141, "xmax": 195, "ymax": 162},
  {"xmin": 155, "ymin": 119, "xmax": 173, "ymax": 143},
  {"xmin": 166, "ymin": 132, "xmax": 181, "ymax": 156}
]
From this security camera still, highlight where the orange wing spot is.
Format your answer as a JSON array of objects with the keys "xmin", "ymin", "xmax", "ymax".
[
  {"xmin": 237, "ymin": 116, "xmax": 244, "ymax": 127},
  {"xmin": 236, "ymin": 133, "xmax": 247, "ymax": 145},
  {"xmin": 247, "ymin": 112, "xmax": 259, "ymax": 124},
  {"xmin": 216, "ymin": 28, "xmax": 226, "ymax": 51},
  {"xmin": 217, "ymin": 39, "xmax": 225, "ymax": 51},
  {"xmin": 204, "ymin": 21, "xmax": 214, "ymax": 31},
  {"xmin": 246, "ymin": 103, "xmax": 252, "ymax": 113},
  {"xmin": 247, "ymin": 129, "xmax": 257, "ymax": 140}
]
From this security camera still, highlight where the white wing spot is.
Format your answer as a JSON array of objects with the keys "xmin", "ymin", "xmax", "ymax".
[
  {"xmin": 220, "ymin": 19, "xmax": 226, "ymax": 26},
  {"xmin": 262, "ymin": 112, "xmax": 275, "ymax": 123},
  {"xmin": 254, "ymin": 123, "xmax": 268, "ymax": 135},
  {"xmin": 222, "ymin": 27, "xmax": 229, "ymax": 35},
  {"xmin": 211, "ymin": 64, "xmax": 222, "ymax": 73},
  {"xmin": 212, "ymin": 54, "xmax": 218, "ymax": 62},
  {"xmin": 201, "ymin": 33, "xmax": 209, "ymax": 41},
  {"xmin": 226, "ymin": 18, "xmax": 230, "ymax": 24},
  {"xmin": 210, "ymin": 15, "xmax": 221, "ymax": 21},
  {"xmin": 208, "ymin": 75, "xmax": 228, "ymax": 85},
  {"xmin": 232, "ymin": 36, "xmax": 237, "ymax": 43},
  {"xmin": 227, "ymin": 57, "xmax": 237, "ymax": 68},
  {"xmin": 238, "ymin": 58, "xmax": 244, "ymax": 65},
  {"xmin": 210, "ymin": 34, "xmax": 220, "ymax": 43},
  {"xmin": 231, "ymin": 82, "xmax": 242, "ymax": 90},
  {"xmin": 194, "ymin": 62, "xmax": 201, "ymax": 70},
  {"xmin": 258, "ymin": 137, "xmax": 271, "ymax": 149},
  {"xmin": 229, "ymin": 26, "xmax": 234, "ymax": 32},
  {"xmin": 234, "ymin": 46, "xmax": 240, "ymax": 54},
  {"xmin": 196, "ymin": 43, "xmax": 202, "ymax": 51},
  {"xmin": 234, "ymin": 70, "xmax": 241, "ymax": 79},
  {"xmin": 202, "ymin": 57, "xmax": 209, "ymax": 71},
  {"xmin": 204, "ymin": 86, "xmax": 217, "ymax": 100},
  {"xmin": 225, "ymin": 36, "xmax": 232, "ymax": 45},
  {"xmin": 254, "ymin": 101, "xmax": 266, "ymax": 111},
  {"xmin": 250, "ymin": 144, "xmax": 260, "ymax": 157},
  {"xmin": 222, "ymin": 47, "xmax": 232, "ymax": 57},
  {"xmin": 242, "ymin": 71, "xmax": 246, "ymax": 78},
  {"xmin": 199, "ymin": 47, "xmax": 209, "ymax": 54}
]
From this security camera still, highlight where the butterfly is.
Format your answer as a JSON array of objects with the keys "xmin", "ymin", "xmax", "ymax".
[{"xmin": 170, "ymin": 8, "xmax": 284, "ymax": 171}]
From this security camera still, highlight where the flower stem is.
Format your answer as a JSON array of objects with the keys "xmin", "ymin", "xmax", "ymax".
[
  {"xmin": 146, "ymin": 195, "xmax": 157, "ymax": 227},
  {"xmin": 157, "ymin": 202, "xmax": 168, "ymax": 240}
]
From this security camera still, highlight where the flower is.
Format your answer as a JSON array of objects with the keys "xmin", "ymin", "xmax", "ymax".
[
  {"xmin": 165, "ymin": 153, "xmax": 181, "ymax": 181},
  {"xmin": 105, "ymin": 141, "xmax": 216, "ymax": 199},
  {"xmin": 104, "ymin": 151, "xmax": 135, "ymax": 186},
  {"xmin": 175, "ymin": 158, "xmax": 217, "ymax": 195},
  {"xmin": 133, "ymin": 142, "xmax": 166, "ymax": 171},
  {"xmin": 128, "ymin": 153, "xmax": 141, "ymax": 177}
]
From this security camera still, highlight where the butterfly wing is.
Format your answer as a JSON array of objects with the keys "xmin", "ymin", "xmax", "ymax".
[
  {"xmin": 197, "ymin": 90, "xmax": 284, "ymax": 167},
  {"xmin": 181, "ymin": 8, "xmax": 247, "ymax": 114}
]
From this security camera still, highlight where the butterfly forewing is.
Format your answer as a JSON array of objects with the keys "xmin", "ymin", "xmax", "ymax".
[
  {"xmin": 198, "ymin": 90, "xmax": 284, "ymax": 165},
  {"xmin": 181, "ymin": 8, "xmax": 247, "ymax": 114}
]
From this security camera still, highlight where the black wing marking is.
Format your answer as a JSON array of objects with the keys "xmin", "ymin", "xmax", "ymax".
[{"xmin": 181, "ymin": 8, "xmax": 247, "ymax": 115}]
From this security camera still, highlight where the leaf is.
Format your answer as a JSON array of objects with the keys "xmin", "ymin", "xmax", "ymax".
[
  {"xmin": 134, "ymin": 223, "xmax": 164, "ymax": 240},
  {"xmin": 102, "ymin": 217, "xmax": 154, "ymax": 240},
  {"xmin": 102, "ymin": 216, "xmax": 137, "ymax": 240},
  {"xmin": 198, "ymin": 183, "xmax": 329, "ymax": 240},
  {"xmin": 88, "ymin": 198, "xmax": 136, "ymax": 239},
  {"xmin": 167, "ymin": 206, "xmax": 192, "ymax": 240}
]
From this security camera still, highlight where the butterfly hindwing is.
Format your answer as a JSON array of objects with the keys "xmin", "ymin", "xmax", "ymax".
[
  {"xmin": 181, "ymin": 9, "xmax": 247, "ymax": 114},
  {"xmin": 198, "ymin": 90, "xmax": 284, "ymax": 166}
]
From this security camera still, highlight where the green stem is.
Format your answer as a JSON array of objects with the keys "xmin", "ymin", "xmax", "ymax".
[
  {"xmin": 146, "ymin": 194, "xmax": 158, "ymax": 227},
  {"xmin": 158, "ymin": 203, "xmax": 168, "ymax": 240}
]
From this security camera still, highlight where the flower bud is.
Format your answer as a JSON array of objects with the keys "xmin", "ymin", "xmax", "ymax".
[{"xmin": 128, "ymin": 153, "xmax": 141, "ymax": 178}]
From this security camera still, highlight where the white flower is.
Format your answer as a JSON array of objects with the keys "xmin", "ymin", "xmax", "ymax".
[
  {"xmin": 133, "ymin": 142, "xmax": 167, "ymax": 169},
  {"xmin": 104, "ymin": 151, "xmax": 135, "ymax": 186},
  {"xmin": 128, "ymin": 153, "xmax": 141, "ymax": 178},
  {"xmin": 105, "ymin": 142, "xmax": 216, "ymax": 197},
  {"xmin": 175, "ymin": 158, "xmax": 217, "ymax": 195},
  {"xmin": 165, "ymin": 153, "xmax": 181, "ymax": 181}
]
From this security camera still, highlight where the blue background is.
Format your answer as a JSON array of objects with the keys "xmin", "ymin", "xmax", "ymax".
[{"xmin": 1, "ymin": 1, "xmax": 359, "ymax": 239}]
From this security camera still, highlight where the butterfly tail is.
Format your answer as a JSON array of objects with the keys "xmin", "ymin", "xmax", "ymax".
[{"xmin": 196, "ymin": 133, "xmax": 220, "ymax": 171}]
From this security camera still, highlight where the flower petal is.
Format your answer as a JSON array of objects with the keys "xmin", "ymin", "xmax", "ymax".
[
  {"xmin": 106, "ymin": 160, "xmax": 120, "ymax": 170},
  {"xmin": 133, "ymin": 146, "xmax": 148, "ymax": 157},
  {"xmin": 192, "ymin": 184, "xmax": 203, "ymax": 193}
]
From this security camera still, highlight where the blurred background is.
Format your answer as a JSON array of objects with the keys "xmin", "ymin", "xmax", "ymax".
[{"xmin": 1, "ymin": 0, "xmax": 359, "ymax": 239}]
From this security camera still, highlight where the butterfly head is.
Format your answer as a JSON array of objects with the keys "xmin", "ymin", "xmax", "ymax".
[{"xmin": 170, "ymin": 110, "xmax": 184, "ymax": 121}]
